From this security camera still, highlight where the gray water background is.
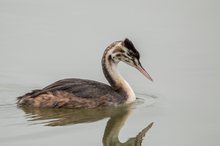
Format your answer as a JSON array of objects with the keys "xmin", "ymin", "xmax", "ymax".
[{"xmin": 0, "ymin": 0, "xmax": 220, "ymax": 146}]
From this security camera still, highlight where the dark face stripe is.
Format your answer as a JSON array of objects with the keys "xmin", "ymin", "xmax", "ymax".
[
  {"xmin": 115, "ymin": 54, "xmax": 122, "ymax": 58},
  {"xmin": 132, "ymin": 59, "xmax": 137, "ymax": 66}
]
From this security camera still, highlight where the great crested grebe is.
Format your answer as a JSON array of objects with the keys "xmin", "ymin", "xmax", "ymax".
[{"xmin": 17, "ymin": 38, "xmax": 153, "ymax": 108}]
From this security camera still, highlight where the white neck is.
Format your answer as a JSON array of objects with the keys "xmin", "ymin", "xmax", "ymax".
[{"xmin": 102, "ymin": 46, "xmax": 136, "ymax": 103}]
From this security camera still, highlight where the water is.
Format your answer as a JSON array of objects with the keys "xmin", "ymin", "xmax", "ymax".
[{"xmin": 0, "ymin": 0, "xmax": 220, "ymax": 146}]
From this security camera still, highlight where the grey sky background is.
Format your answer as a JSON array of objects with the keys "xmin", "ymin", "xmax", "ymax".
[{"xmin": 1, "ymin": 0, "xmax": 219, "ymax": 86}]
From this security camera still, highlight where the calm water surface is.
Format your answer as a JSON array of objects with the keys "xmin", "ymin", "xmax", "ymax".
[
  {"xmin": 0, "ymin": 83, "xmax": 155, "ymax": 146},
  {"xmin": 0, "ymin": 0, "xmax": 220, "ymax": 146}
]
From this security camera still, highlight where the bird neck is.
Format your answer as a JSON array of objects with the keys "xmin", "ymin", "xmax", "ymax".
[{"xmin": 102, "ymin": 46, "xmax": 136, "ymax": 103}]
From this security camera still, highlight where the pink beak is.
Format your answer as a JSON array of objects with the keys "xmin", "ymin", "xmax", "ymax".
[{"xmin": 136, "ymin": 64, "xmax": 153, "ymax": 82}]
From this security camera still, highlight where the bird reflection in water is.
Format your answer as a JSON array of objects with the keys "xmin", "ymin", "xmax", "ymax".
[{"xmin": 19, "ymin": 104, "xmax": 153, "ymax": 146}]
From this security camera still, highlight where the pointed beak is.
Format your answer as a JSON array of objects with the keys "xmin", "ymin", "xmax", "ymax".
[{"xmin": 136, "ymin": 63, "xmax": 153, "ymax": 82}]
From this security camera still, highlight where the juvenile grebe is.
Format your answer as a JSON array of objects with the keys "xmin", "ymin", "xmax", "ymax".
[{"xmin": 17, "ymin": 38, "xmax": 153, "ymax": 108}]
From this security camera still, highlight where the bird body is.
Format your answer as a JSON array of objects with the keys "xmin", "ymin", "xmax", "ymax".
[{"xmin": 17, "ymin": 38, "xmax": 153, "ymax": 108}]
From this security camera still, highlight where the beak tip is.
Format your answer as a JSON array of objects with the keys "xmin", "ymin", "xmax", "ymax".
[
  {"xmin": 149, "ymin": 77, "xmax": 153, "ymax": 82},
  {"xmin": 136, "ymin": 64, "xmax": 153, "ymax": 82}
]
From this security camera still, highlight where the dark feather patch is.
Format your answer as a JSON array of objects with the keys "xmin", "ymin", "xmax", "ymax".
[{"xmin": 123, "ymin": 38, "xmax": 140, "ymax": 59}]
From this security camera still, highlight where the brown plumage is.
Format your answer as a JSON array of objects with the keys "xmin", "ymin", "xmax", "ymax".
[
  {"xmin": 17, "ymin": 38, "xmax": 153, "ymax": 108},
  {"xmin": 18, "ymin": 79, "xmax": 126, "ymax": 108}
]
